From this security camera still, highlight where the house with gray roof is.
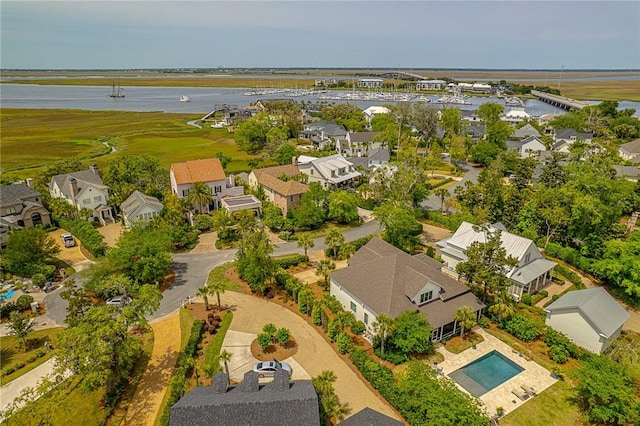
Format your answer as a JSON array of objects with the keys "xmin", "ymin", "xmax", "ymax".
[
  {"xmin": 49, "ymin": 164, "xmax": 114, "ymax": 225},
  {"xmin": 297, "ymin": 154, "xmax": 361, "ymax": 189},
  {"xmin": 512, "ymin": 123, "xmax": 541, "ymax": 140},
  {"xmin": 553, "ymin": 128, "xmax": 593, "ymax": 145},
  {"xmin": 120, "ymin": 190, "xmax": 163, "ymax": 228},
  {"xmin": 347, "ymin": 147, "xmax": 390, "ymax": 172},
  {"xmin": 613, "ymin": 165, "xmax": 640, "ymax": 182},
  {"xmin": 299, "ymin": 120, "xmax": 348, "ymax": 150},
  {"xmin": 545, "ymin": 287, "xmax": 630, "ymax": 354},
  {"xmin": 170, "ymin": 371, "xmax": 319, "ymax": 426},
  {"xmin": 619, "ymin": 138, "xmax": 640, "ymax": 163},
  {"xmin": 337, "ymin": 131, "xmax": 381, "ymax": 157},
  {"xmin": 330, "ymin": 238, "xmax": 484, "ymax": 342},
  {"xmin": 339, "ymin": 407, "xmax": 403, "ymax": 426},
  {"xmin": 0, "ymin": 179, "xmax": 52, "ymax": 245},
  {"xmin": 437, "ymin": 222, "xmax": 556, "ymax": 300},
  {"xmin": 506, "ymin": 135, "xmax": 547, "ymax": 159}
]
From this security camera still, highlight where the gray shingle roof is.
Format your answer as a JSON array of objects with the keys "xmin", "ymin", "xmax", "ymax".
[
  {"xmin": 545, "ymin": 287, "xmax": 630, "ymax": 337},
  {"xmin": 331, "ymin": 238, "xmax": 484, "ymax": 328},
  {"xmin": 368, "ymin": 147, "xmax": 390, "ymax": 162},
  {"xmin": 170, "ymin": 371, "xmax": 320, "ymax": 426},
  {"xmin": 0, "ymin": 183, "xmax": 41, "ymax": 206},
  {"xmin": 339, "ymin": 408, "xmax": 403, "ymax": 426},
  {"xmin": 555, "ymin": 128, "xmax": 593, "ymax": 141},
  {"xmin": 50, "ymin": 170, "xmax": 106, "ymax": 198},
  {"xmin": 120, "ymin": 190, "xmax": 163, "ymax": 220},
  {"xmin": 613, "ymin": 165, "xmax": 640, "ymax": 179},
  {"xmin": 620, "ymin": 138, "xmax": 640, "ymax": 155},
  {"xmin": 513, "ymin": 123, "xmax": 541, "ymax": 139}
]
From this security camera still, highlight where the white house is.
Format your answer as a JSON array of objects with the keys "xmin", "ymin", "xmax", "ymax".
[
  {"xmin": 120, "ymin": 190, "xmax": 163, "ymax": 228},
  {"xmin": 619, "ymin": 138, "xmax": 640, "ymax": 163},
  {"xmin": 363, "ymin": 106, "xmax": 390, "ymax": 126},
  {"xmin": 49, "ymin": 164, "xmax": 114, "ymax": 225},
  {"xmin": 357, "ymin": 78, "xmax": 384, "ymax": 89},
  {"xmin": 502, "ymin": 108, "xmax": 530, "ymax": 124},
  {"xmin": 545, "ymin": 287, "xmax": 630, "ymax": 354},
  {"xmin": 297, "ymin": 154, "xmax": 361, "ymax": 189},
  {"xmin": 437, "ymin": 222, "xmax": 557, "ymax": 300},
  {"xmin": 416, "ymin": 80, "xmax": 446, "ymax": 91},
  {"xmin": 512, "ymin": 123, "xmax": 541, "ymax": 140},
  {"xmin": 336, "ymin": 131, "xmax": 381, "ymax": 157},
  {"xmin": 506, "ymin": 135, "xmax": 547, "ymax": 159},
  {"xmin": 330, "ymin": 238, "xmax": 484, "ymax": 342},
  {"xmin": 170, "ymin": 158, "xmax": 243, "ymax": 212},
  {"xmin": 298, "ymin": 120, "xmax": 347, "ymax": 150}
]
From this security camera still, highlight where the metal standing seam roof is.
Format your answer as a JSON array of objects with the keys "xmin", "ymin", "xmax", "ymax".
[
  {"xmin": 120, "ymin": 190, "xmax": 163, "ymax": 220},
  {"xmin": 171, "ymin": 158, "xmax": 226, "ymax": 185},
  {"xmin": 545, "ymin": 287, "xmax": 630, "ymax": 337}
]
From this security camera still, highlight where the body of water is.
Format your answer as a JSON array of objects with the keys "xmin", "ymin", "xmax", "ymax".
[{"xmin": 1, "ymin": 84, "xmax": 638, "ymax": 116}]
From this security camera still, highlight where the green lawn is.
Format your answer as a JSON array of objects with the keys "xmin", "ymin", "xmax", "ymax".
[
  {"xmin": 500, "ymin": 380, "xmax": 582, "ymax": 426},
  {"xmin": 207, "ymin": 262, "xmax": 243, "ymax": 293},
  {"xmin": 295, "ymin": 221, "xmax": 363, "ymax": 241},
  {"xmin": 0, "ymin": 109, "xmax": 268, "ymax": 181},
  {"xmin": 0, "ymin": 327, "xmax": 64, "ymax": 385}
]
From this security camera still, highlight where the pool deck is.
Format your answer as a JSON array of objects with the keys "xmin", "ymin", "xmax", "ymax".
[{"xmin": 436, "ymin": 328, "xmax": 557, "ymax": 418}]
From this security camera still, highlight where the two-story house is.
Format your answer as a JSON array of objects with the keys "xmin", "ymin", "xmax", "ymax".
[
  {"xmin": 49, "ymin": 165, "xmax": 114, "ymax": 225},
  {"xmin": 297, "ymin": 154, "xmax": 361, "ymax": 190},
  {"xmin": 362, "ymin": 106, "xmax": 390, "ymax": 127},
  {"xmin": 0, "ymin": 179, "xmax": 52, "ymax": 245},
  {"xmin": 437, "ymin": 222, "xmax": 557, "ymax": 300},
  {"xmin": 506, "ymin": 135, "xmax": 547, "ymax": 159},
  {"xmin": 336, "ymin": 131, "xmax": 381, "ymax": 157},
  {"xmin": 170, "ymin": 158, "xmax": 244, "ymax": 213},
  {"xmin": 248, "ymin": 162, "xmax": 308, "ymax": 216},
  {"xmin": 552, "ymin": 128, "xmax": 594, "ymax": 153},
  {"xmin": 330, "ymin": 238, "xmax": 485, "ymax": 342},
  {"xmin": 298, "ymin": 120, "xmax": 347, "ymax": 150}
]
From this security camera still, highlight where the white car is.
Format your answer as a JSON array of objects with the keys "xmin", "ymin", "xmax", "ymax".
[
  {"xmin": 61, "ymin": 233, "xmax": 75, "ymax": 248},
  {"xmin": 252, "ymin": 360, "xmax": 292, "ymax": 378},
  {"xmin": 106, "ymin": 296, "xmax": 132, "ymax": 308}
]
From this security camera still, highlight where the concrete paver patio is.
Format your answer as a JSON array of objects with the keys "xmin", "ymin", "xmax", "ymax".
[{"xmin": 437, "ymin": 329, "xmax": 557, "ymax": 418}]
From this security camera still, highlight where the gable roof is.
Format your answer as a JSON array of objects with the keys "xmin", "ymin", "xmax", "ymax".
[
  {"xmin": 555, "ymin": 128, "xmax": 593, "ymax": 141},
  {"xmin": 546, "ymin": 288, "xmax": 630, "ymax": 337},
  {"xmin": 368, "ymin": 147, "xmax": 390, "ymax": 162},
  {"xmin": 170, "ymin": 371, "xmax": 319, "ymax": 426},
  {"xmin": 348, "ymin": 131, "xmax": 380, "ymax": 143},
  {"xmin": 50, "ymin": 169, "xmax": 107, "ymax": 198},
  {"xmin": 298, "ymin": 154, "xmax": 361, "ymax": 184},
  {"xmin": 121, "ymin": 190, "xmax": 163, "ymax": 219},
  {"xmin": 620, "ymin": 138, "xmax": 640, "ymax": 155},
  {"xmin": 331, "ymin": 238, "xmax": 483, "ymax": 328},
  {"xmin": 513, "ymin": 123, "xmax": 541, "ymax": 139},
  {"xmin": 614, "ymin": 165, "xmax": 640, "ymax": 179},
  {"xmin": 171, "ymin": 158, "xmax": 226, "ymax": 185},
  {"xmin": 0, "ymin": 183, "xmax": 41, "ymax": 206},
  {"xmin": 251, "ymin": 165, "xmax": 309, "ymax": 197},
  {"xmin": 339, "ymin": 408, "xmax": 403, "ymax": 426}
]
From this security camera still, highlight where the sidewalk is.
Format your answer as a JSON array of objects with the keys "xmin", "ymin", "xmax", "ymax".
[{"xmin": 0, "ymin": 359, "xmax": 56, "ymax": 414}]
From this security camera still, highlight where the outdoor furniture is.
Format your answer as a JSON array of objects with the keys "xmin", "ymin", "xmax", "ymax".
[
  {"xmin": 511, "ymin": 388, "xmax": 528, "ymax": 401},
  {"xmin": 521, "ymin": 385, "xmax": 537, "ymax": 396}
]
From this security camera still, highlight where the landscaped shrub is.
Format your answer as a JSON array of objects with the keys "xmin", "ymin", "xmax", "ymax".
[
  {"xmin": 0, "ymin": 302, "xmax": 18, "ymax": 319},
  {"xmin": 276, "ymin": 328, "xmax": 291, "ymax": 345},
  {"xmin": 274, "ymin": 254, "xmax": 308, "ymax": 269},
  {"xmin": 257, "ymin": 333, "xmax": 271, "ymax": 350},
  {"xmin": 15, "ymin": 295, "xmax": 35, "ymax": 311},
  {"xmin": 31, "ymin": 273, "xmax": 47, "ymax": 287},
  {"xmin": 311, "ymin": 303, "xmax": 323, "ymax": 326},
  {"xmin": 323, "ymin": 295, "xmax": 344, "ymax": 315},
  {"xmin": 520, "ymin": 293, "xmax": 533, "ymax": 306},
  {"xmin": 336, "ymin": 332, "xmax": 352, "ymax": 354},
  {"xmin": 548, "ymin": 345, "xmax": 569, "ymax": 364},
  {"xmin": 57, "ymin": 217, "xmax": 106, "ymax": 257},
  {"xmin": 327, "ymin": 318, "xmax": 340, "ymax": 342},
  {"xmin": 539, "ymin": 290, "xmax": 549, "ymax": 298},
  {"xmin": 501, "ymin": 314, "xmax": 542, "ymax": 342},
  {"xmin": 478, "ymin": 316, "xmax": 491, "ymax": 329},
  {"xmin": 544, "ymin": 327, "xmax": 580, "ymax": 358},
  {"xmin": 551, "ymin": 294, "xmax": 560, "ymax": 302},
  {"xmin": 373, "ymin": 347, "xmax": 408, "ymax": 365},
  {"xmin": 350, "ymin": 320, "xmax": 366, "ymax": 335},
  {"xmin": 193, "ymin": 214, "xmax": 213, "ymax": 232}
]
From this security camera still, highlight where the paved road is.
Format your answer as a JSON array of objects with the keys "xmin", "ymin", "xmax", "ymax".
[{"xmin": 421, "ymin": 161, "xmax": 481, "ymax": 211}]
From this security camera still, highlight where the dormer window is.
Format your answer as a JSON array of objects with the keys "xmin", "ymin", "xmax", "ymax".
[{"xmin": 419, "ymin": 291, "xmax": 433, "ymax": 304}]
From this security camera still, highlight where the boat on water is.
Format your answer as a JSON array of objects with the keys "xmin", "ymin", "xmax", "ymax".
[
  {"xmin": 434, "ymin": 95, "xmax": 471, "ymax": 105},
  {"xmin": 109, "ymin": 81, "xmax": 125, "ymax": 98},
  {"xmin": 179, "ymin": 96, "xmax": 191, "ymax": 102},
  {"xmin": 504, "ymin": 96, "xmax": 525, "ymax": 107}
]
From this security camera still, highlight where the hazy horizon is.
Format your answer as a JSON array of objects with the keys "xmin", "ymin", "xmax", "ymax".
[{"xmin": 2, "ymin": 1, "xmax": 639, "ymax": 70}]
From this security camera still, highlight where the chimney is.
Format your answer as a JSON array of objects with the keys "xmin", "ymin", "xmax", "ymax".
[
  {"xmin": 292, "ymin": 156, "xmax": 298, "ymax": 166},
  {"xmin": 272, "ymin": 369, "xmax": 290, "ymax": 391},
  {"xmin": 68, "ymin": 178, "xmax": 78, "ymax": 200},
  {"xmin": 211, "ymin": 373, "xmax": 229, "ymax": 394},
  {"xmin": 228, "ymin": 173, "xmax": 235, "ymax": 188},
  {"xmin": 89, "ymin": 164, "xmax": 99, "ymax": 175},
  {"xmin": 25, "ymin": 178, "xmax": 34, "ymax": 189},
  {"xmin": 240, "ymin": 371, "xmax": 259, "ymax": 393}
]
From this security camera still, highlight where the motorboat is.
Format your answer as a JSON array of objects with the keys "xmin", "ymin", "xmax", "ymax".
[{"xmin": 179, "ymin": 95, "xmax": 190, "ymax": 102}]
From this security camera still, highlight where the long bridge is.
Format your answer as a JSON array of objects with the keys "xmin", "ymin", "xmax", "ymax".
[
  {"xmin": 530, "ymin": 90, "xmax": 590, "ymax": 111},
  {"xmin": 378, "ymin": 71, "xmax": 427, "ymax": 81}
]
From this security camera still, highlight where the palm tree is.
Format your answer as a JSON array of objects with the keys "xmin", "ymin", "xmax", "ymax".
[
  {"xmin": 208, "ymin": 279, "xmax": 229, "ymax": 309},
  {"xmin": 297, "ymin": 234, "xmax": 315, "ymax": 260},
  {"xmin": 488, "ymin": 291, "xmax": 516, "ymax": 322},
  {"xmin": 324, "ymin": 229, "xmax": 344, "ymax": 259},
  {"xmin": 197, "ymin": 286, "xmax": 211, "ymax": 310},
  {"xmin": 316, "ymin": 259, "xmax": 336, "ymax": 290},
  {"xmin": 434, "ymin": 188, "xmax": 449, "ymax": 213},
  {"xmin": 312, "ymin": 370, "xmax": 337, "ymax": 397},
  {"xmin": 219, "ymin": 349, "xmax": 232, "ymax": 383},
  {"xmin": 372, "ymin": 313, "xmax": 395, "ymax": 355},
  {"xmin": 453, "ymin": 306, "xmax": 477, "ymax": 338},
  {"xmin": 186, "ymin": 182, "xmax": 213, "ymax": 214}
]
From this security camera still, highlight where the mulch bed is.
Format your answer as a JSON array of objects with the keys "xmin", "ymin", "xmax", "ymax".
[{"xmin": 250, "ymin": 338, "xmax": 298, "ymax": 361}]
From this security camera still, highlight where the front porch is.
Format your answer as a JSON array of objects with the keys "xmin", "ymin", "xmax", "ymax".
[{"xmin": 94, "ymin": 204, "xmax": 114, "ymax": 226}]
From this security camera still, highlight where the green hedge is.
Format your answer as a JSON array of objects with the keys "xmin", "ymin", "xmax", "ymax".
[
  {"xmin": 57, "ymin": 217, "xmax": 106, "ymax": 257},
  {"xmin": 274, "ymin": 254, "xmax": 308, "ymax": 269},
  {"xmin": 203, "ymin": 312, "xmax": 233, "ymax": 375},
  {"xmin": 159, "ymin": 319, "xmax": 204, "ymax": 426},
  {"xmin": 554, "ymin": 264, "xmax": 585, "ymax": 289}
]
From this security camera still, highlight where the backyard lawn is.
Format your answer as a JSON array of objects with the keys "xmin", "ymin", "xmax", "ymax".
[
  {"xmin": 0, "ymin": 327, "xmax": 64, "ymax": 385},
  {"xmin": 500, "ymin": 380, "xmax": 582, "ymax": 426}
]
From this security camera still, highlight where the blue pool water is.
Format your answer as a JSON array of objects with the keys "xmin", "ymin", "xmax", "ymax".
[
  {"xmin": 0, "ymin": 288, "xmax": 16, "ymax": 301},
  {"xmin": 449, "ymin": 350, "xmax": 524, "ymax": 397}
]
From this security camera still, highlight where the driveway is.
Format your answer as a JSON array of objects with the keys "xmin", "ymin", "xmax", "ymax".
[
  {"xmin": 421, "ymin": 161, "xmax": 482, "ymax": 211},
  {"xmin": 49, "ymin": 229, "xmax": 92, "ymax": 271},
  {"xmin": 219, "ymin": 291, "xmax": 402, "ymax": 422}
]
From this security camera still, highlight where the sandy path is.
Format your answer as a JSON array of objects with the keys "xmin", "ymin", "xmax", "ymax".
[
  {"xmin": 123, "ymin": 313, "xmax": 181, "ymax": 426},
  {"xmin": 222, "ymin": 291, "xmax": 403, "ymax": 422}
]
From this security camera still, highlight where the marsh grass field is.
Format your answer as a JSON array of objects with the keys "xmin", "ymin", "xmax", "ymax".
[
  {"xmin": 0, "ymin": 109, "xmax": 269, "ymax": 180},
  {"xmin": 3, "ymin": 69, "xmax": 639, "ymax": 100}
]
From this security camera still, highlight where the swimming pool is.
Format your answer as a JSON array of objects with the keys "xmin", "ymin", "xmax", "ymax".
[
  {"xmin": 449, "ymin": 350, "xmax": 524, "ymax": 397},
  {"xmin": 0, "ymin": 288, "xmax": 16, "ymax": 301}
]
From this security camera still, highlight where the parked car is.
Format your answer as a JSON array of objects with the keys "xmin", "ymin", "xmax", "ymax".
[
  {"xmin": 43, "ymin": 282, "xmax": 56, "ymax": 293},
  {"xmin": 106, "ymin": 296, "xmax": 132, "ymax": 308},
  {"xmin": 61, "ymin": 232, "xmax": 75, "ymax": 248},
  {"xmin": 252, "ymin": 360, "xmax": 292, "ymax": 378}
]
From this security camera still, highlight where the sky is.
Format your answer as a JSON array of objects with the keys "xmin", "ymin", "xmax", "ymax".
[{"xmin": 1, "ymin": 1, "xmax": 639, "ymax": 70}]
